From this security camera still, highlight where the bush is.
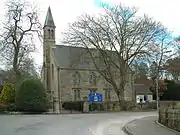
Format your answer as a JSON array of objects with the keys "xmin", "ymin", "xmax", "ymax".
[
  {"xmin": 16, "ymin": 79, "xmax": 48, "ymax": 113},
  {"xmin": 161, "ymin": 80, "xmax": 180, "ymax": 101},
  {"xmin": 0, "ymin": 84, "xmax": 3, "ymax": 94},
  {"xmin": 0, "ymin": 83, "xmax": 15, "ymax": 104},
  {"xmin": 0, "ymin": 103, "xmax": 17, "ymax": 112},
  {"xmin": 62, "ymin": 101, "xmax": 84, "ymax": 111},
  {"xmin": 147, "ymin": 102, "xmax": 157, "ymax": 109},
  {"xmin": 89, "ymin": 103, "xmax": 105, "ymax": 111},
  {"xmin": 121, "ymin": 101, "xmax": 137, "ymax": 111},
  {"xmin": 0, "ymin": 103, "xmax": 8, "ymax": 112},
  {"xmin": 89, "ymin": 103, "xmax": 98, "ymax": 111},
  {"xmin": 6, "ymin": 104, "xmax": 17, "ymax": 111},
  {"xmin": 136, "ymin": 102, "xmax": 157, "ymax": 110}
]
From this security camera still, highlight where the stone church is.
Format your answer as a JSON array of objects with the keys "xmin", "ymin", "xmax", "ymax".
[{"xmin": 42, "ymin": 7, "xmax": 135, "ymax": 113}]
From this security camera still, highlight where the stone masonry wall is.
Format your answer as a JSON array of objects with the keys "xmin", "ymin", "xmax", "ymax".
[{"xmin": 58, "ymin": 68, "xmax": 134, "ymax": 102}]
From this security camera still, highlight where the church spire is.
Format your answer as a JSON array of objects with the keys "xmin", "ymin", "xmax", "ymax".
[{"xmin": 44, "ymin": 6, "xmax": 55, "ymax": 28}]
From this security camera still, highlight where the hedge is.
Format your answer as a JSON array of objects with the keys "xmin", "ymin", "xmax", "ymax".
[{"xmin": 16, "ymin": 79, "xmax": 48, "ymax": 113}]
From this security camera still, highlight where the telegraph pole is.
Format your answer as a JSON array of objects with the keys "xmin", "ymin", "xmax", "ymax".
[{"xmin": 156, "ymin": 78, "xmax": 159, "ymax": 111}]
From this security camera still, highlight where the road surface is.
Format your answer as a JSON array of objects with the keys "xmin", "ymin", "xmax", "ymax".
[
  {"xmin": 0, "ymin": 112, "xmax": 156, "ymax": 135},
  {"xmin": 125, "ymin": 116, "xmax": 180, "ymax": 135}
]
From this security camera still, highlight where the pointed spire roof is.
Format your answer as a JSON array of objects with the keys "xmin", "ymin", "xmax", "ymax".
[{"xmin": 44, "ymin": 7, "xmax": 55, "ymax": 27}]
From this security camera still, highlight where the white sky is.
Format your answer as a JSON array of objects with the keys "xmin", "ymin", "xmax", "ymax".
[{"xmin": 0, "ymin": 0, "xmax": 180, "ymax": 68}]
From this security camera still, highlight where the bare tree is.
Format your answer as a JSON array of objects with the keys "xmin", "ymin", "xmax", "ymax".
[
  {"xmin": 63, "ymin": 4, "xmax": 166, "ymax": 103},
  {"xmin": 19, "ymin": 57, "xmax": 39, "ymax": 77},
  {"xmin": 0, "ymin": 0, "xmax": 42, "ymax": 78},
  {"xmin": 148, "ymin": 31, "xmax": 177, "ymax": 109}
]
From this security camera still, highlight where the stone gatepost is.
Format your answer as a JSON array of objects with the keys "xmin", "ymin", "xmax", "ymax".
[{"xmin": 83, "ymin": 102, "xmax": 89, "ymax": 113}]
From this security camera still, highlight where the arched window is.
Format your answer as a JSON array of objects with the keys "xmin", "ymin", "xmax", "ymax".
[
  {"xmin": 48, "ymin": 29, "xmax": 51, "ymax": 39},
  {"xmin": 52, "ymin": 64, "xmax": 54, "ymax": 80},
  {"xmin": 72, "ymin": 71, "xmax": 80, "ymax": 84},
  {"xmin": 43, "ymin": 62, "xmax": 46, "ymax": 81},
  {"xmin": 51, "ymin": 30, "xmax": 54, "ymax": 39},
  {"xmin": 89, "ymin": 72, "xmax": 96, "ymax": 85}
]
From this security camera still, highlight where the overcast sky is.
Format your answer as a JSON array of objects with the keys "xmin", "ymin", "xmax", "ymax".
[{"xmin": 0, "ymin": 0, "xmax": 180, "ymax": 68}]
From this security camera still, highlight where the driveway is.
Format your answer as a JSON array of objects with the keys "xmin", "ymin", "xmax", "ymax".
[{"xmin": 0, "ymin": 112, "xmax": 156, "ymax": 135}]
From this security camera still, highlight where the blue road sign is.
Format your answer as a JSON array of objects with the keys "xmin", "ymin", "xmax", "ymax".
[{"xmin": 88, "ymin": 93, "xmax": 103, "ymax": 102}]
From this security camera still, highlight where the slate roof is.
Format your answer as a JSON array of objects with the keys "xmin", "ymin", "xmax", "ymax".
[
  {"xmin": 134, "ymin": 84, "xmax": 152, "ymax": 94},
  {"xmin": 44, "ymin": 7, "xmax": 55, "ymax": 27},
  {"xmin": 52, "ymin": 44, "xmax": 134, "ymax": 72},
  {"xmin": 52, "ymin": 45, "xmax": 92, "ymax": 69}
]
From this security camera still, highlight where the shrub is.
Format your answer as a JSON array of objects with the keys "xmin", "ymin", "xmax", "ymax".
[
  {"xmin": 0, "ymin": 84, "xmax": 3, "ymax": 94},
  {"xmin": 121, "ymin": 101, "xmax": 137, "ymax": 111},
  {"xmin": 0, "ymin": 103, "xmax": 8, "ymax": 112},
  {"xmin": 0, "ymin": 83, "xmax": 15, "ymax": 104},
  {"xmin": 6, "ymin": 104, "xmax": 17, "ymax": 111},
  {"xmin": 99, "ymin": 103, "xmax": 105, "ymax": 110},
  {"xmin": 136, "ymin": 102, "xmax": 157, "ymax": 110},
  {"xmin": 63, "ymin": 101, "xmax": 84, "ymax": 111},
  {"xmin": 89, "ymin": 103, "xmax": 99, "ymax": 111},
  {"xmin": 147, "ymin": 102, "xmax": 157, "ymax": 109},
  {"xmin": 16, "ymin": 79, "xmax": 48, "ymax": 113}
]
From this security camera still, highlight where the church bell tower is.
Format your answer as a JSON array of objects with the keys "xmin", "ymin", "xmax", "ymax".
[{"xmin": 43, "ymin": 7, "xmax": 56, "ymax": 91}]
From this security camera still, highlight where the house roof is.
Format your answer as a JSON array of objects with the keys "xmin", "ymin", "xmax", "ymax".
[
  {"xmin": 134, "ymin": 84, "xmax": 152, "ymax": 94},
  {"xmin": 135, "ymin": 75, "xmax": 166, "ymax": 87}
]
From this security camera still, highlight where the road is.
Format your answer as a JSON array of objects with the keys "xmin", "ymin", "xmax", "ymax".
[
  {"xmin": 0, "ymin": 112, "xmax": 156, "ymax": 135},
  {"xmin": 125, "ymin": 116, "xmax": 180, "ymax": 135}
]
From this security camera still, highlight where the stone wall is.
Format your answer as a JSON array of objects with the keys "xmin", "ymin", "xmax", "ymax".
[
  {"xmin": 59, "ymin": 68, "xmax": 134, "ymax": 102},
  {"xmin": 159, "ymin": 109, "xmax": 180, "ymax": 132},
  {"xmin": 158, "ymin": 101, "xmax": 180, "ymax": 132}
]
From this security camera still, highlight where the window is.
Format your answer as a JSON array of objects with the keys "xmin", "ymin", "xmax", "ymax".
[
  {"xmin": 89, "ymin": 72, "xmax": 96, "ymax": 85},
  {"xmin": 72, "ymin": 71, "xmax": 80, "ymax": 84},
  {"xmin": 46, "ymin": 70, "xmax": 50, "ymax": 90},
  {"xmin": 73, "ymin": 89, "xmax": 80, "ymax": 101},
  {"xmin": 52, "ymin": 64, "xmax": 54, "ymax": 80},
  {"xmin": 144, "ymin": 95, "xmax": 147, "ymax": 101},
  {"xmin": 48, "ymin": 29, "xmax": 51, "ymax": 39},
  {"xmin": 89, "ymin": 88, "xmax": 97, "ymax": 93},
  {"xmin": 43, "ymin": 62, "xmax": 46, "ymax": 81},
  {"xmin": 51, "ymin": 30, "xmax": 54, "ymax": 38},
  {"xmin": 105, "ymin": 88, "xmax": 111, "ymax": 100}
]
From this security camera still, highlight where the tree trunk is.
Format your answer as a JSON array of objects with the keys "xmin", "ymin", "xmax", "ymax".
[
  {"xmin": 117, "ymin": 91, "xmax": 125, "ymax": 109},
  {"xmin": 13, "ymin": 49, "xmax": 20, "ymax": 77}
]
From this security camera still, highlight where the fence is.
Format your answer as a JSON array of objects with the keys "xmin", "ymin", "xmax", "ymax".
[{"xmin": 159, "ymin": 109, "xmax": 180, "ymax": 132}]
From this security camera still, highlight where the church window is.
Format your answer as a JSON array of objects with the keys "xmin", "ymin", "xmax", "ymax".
[
  {"xmin": 105, "ymin": 88, "xmax": 111, "ymax": 100},
  {"xmin": 89, "ymin": 88, "xmax": 97, "ymax": 93},
  {"xmin": 48, "ymin": 29, "xmax": 51, "ymax": 39},
  {"xmin": 89, "ymin": 72, "xmax": 96, "ymax": 85},
  {"xmin": 52, "ymin": 64, "xmax": 54, "ymax": 80},
  {"xmin": 72, "ymin": 71, "xmax": 80, "ymax": 84},
  {"xmin": 73, "ymin": 89, "xmax": 80, "ymax": 101},
  {"xmin": 46, "ymin": 70, "xmax": 50, "ymax": 90},
  {"xmin": 43, "ymin": 62, "xmax": 45, "ymax": 81},
  {"xmin": 51, "ymin": 30, "xmax": 54, "ymax": 38}
]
